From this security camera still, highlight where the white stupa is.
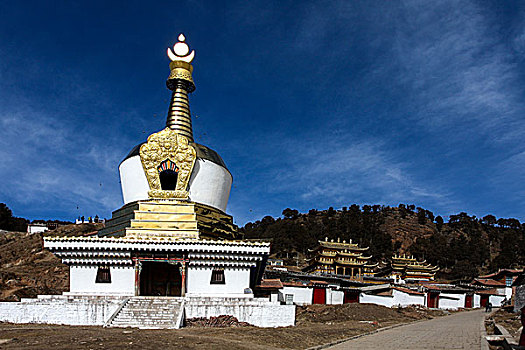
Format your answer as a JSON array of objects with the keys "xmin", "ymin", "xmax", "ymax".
[{"xmin": 0, "ymin": 34, "xmax": 295, "ymax": 329}]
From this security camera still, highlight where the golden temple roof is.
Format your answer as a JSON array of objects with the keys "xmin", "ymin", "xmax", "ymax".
[
  {"xmin": 390, "ymin": 253, "xmax": 439, "ymax": 278},
  {"xmin": 316, "ymin": 237, "xmax": 369, "ymax": 251}
]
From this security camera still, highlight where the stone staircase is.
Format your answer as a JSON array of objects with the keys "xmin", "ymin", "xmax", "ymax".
[{"xmin": 107, "ymin": 297, "xmax": 184, "ymax": 329}]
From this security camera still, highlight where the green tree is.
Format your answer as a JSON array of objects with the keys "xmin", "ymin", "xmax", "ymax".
[{"xmin": 282, "ymin": 208, "xmax": 299, "ymax": 219}]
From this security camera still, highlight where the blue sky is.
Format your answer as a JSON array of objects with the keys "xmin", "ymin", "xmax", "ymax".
[{"xmin": 1, "ymin": 0, "xmax": 525, "ymax": 225}]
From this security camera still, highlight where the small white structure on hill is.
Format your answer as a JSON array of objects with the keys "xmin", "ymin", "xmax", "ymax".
[{"xmin": 27, "ymin": 224, "xmax": 48, "ymax": 234}]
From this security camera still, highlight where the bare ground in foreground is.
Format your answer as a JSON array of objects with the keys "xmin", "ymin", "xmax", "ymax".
[{"xmin": 0, "ymin": 304, "xmax": 448, "ymax": 350}]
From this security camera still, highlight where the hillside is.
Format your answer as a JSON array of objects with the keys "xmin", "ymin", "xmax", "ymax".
[
  {"xmin": 0, "ymin": 203, "xmax": 523, "ymax": 297},
  {"xmin": 241, "ymin": 205, "xmax": 525, "ymax": 279},
  {"xmin": 0, "ymin": 223, "xmax": 102, "ymax": 301}
]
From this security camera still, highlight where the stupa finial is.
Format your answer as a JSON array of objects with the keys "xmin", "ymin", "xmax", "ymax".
[
  {"xmin": 167, "ymin": 33, "xmax": 195, "ymax": 63},
  {"xmin": 165, "ymin": 33, "xmax": 196, "ymax": 141}
]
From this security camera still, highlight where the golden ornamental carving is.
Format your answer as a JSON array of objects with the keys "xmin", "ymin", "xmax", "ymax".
[
  {"xmin": 139, "ymin": 128, "xmax": 196, "ymax": 199},
  {"xmin": 168, "ymin": 70, "xmax": 193, "ymax": 81}
]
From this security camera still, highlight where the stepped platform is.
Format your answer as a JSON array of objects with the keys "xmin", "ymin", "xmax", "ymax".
[
  {"xmin": 97, "ymin": 199, "xmax": 238, "ymax": 240},
  {"xmin": 108, "ymin": 296, "xmax": 184, "ymax": 329}
]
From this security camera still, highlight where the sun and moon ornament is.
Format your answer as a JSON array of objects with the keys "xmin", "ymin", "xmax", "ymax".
[
  {"xmin": 139, "ymin": 34, "xmax": 197, "ymax": 200},
  {"xmin": 167, "ymin": 34, "xmax": 195, "ymax": 63}
]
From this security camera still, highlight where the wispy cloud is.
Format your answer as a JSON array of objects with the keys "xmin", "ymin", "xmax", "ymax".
[
  {"xmin": 273, "ymin": 136, "xmax": 454, "ymax": 205},
  {"xmin": 228, "ymin": 131, "xmax": 459, "ymax": 225},
  {"xmin": 387, "ymin": 0, "xmax": 525, "ymax": 144},
  {"xmin": 0, "ymin": 104, "xmax": 123, "ymax": 219}
]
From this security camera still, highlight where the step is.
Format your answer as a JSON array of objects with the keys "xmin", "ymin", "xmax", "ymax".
[
  {"xmin": 138, "ymin": 202, "xmax": 196, "ymax": 213},
  {"xmin": 133, "ymin": 212, "xmax": 197, "ymax": 221},
  {"xmin": 130, "ymin": 220, "xmax": 198, "ymax": 230},
  {"xmin": 108, "ymin": 297, "xmax": 184, "ymax": 329}
]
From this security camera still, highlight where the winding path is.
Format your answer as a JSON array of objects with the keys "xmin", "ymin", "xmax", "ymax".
[{"xmin": 328, "ymin": 309, "xmax": 487, "ymax": 350}]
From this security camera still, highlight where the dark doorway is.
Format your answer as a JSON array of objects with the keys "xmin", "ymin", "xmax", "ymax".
[
  {"xmin": 158, "ymin": 160, "xmax": 179, "ymax": 190},
  {"xmin": 140, "ymin": 262, "xmax": 182, "ymax": 296},
  {"xmin": 159, "ymin": 170, "xmax": 178, "ymax": 190},
  {"xmin": 344, "ymin": 290, "xmax": 359, "ymax": 303}
]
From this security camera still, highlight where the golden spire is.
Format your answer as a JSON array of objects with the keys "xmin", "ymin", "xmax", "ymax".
[{"xmin": 166, "ymin": 34, "xmax": 196, "ymax": 141}]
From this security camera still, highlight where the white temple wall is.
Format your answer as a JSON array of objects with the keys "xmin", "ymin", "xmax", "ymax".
[
  {"xmin": 439, "ymin": 293, "xmax": 465, "ymax": 309},
  {"xmin": 438, "ymin": 295, "xmax": 461, "ymax": 310},
  {"xmin": 474, "ymin": 294, "xmax": 481, "ymax": 308},
  {"xmin": 119, "ymin": 156, "xmax": 149, "ymax": 204},
  {"xmin": 489, "ymin": 294, "xmax": 506, "ymax": 307},
  {"xmin": 392, "ymin": 290, "xmax": 425, "ymax": 307},
  {"xmin": 327, "ymin": 289, "xmax": 344, "ymax": 305},
  {"xmin": 188, "ymin": 159, "xmax": 232, "ymax": 212},
  {"xmin": 119, "ymin": 156, "xmax": 232, "ymax": 212},
  {"xmin": 186, "ymin": 266, "xmax": 251, "ymax": 296},
  {"xmin": 279, "ymin": 287, "xmax": 313, "ymax": 306},
  {"xmin": 0, "ymin": 296, "xmax": 124, "ymax": 325},
  {"xmin": 70, "ymin": 265, "xmax": 135, "ymax": 295},
  {"xmin": 359, "ymin": 293, "xmax": 394, "ymax": 307}
]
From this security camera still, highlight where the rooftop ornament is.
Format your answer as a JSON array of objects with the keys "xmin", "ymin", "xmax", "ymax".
[{"xmin": 167, "ymin": 33, "xmax": 195, "ymax": 63}]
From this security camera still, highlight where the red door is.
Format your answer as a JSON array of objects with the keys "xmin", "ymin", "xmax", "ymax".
[
  {"xmin": 344, "ymin": 291, "xmax": 359, "ymax": 304},
  {"xmin": 427, "ymin": 292, "xmax": 439, "ymax": 308},
  {"xmin": 465, "ymin": 294, "xmax": 473, "ymax": 308},
  {"xmin": 313, "ymin": 287, "xmax": 326, "ymax": 304},
  {"xmin": 480, "ymin": 295, "xmax": 489, "ymax": 308}
]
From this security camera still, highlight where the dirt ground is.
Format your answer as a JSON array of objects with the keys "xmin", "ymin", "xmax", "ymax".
[{"xmin": 0, "ymin": 303, "xmax": 447, "ymax": 350}]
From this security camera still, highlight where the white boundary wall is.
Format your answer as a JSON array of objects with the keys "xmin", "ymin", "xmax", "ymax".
[
  {"xmin": 279, "ymin": 286, "xmax": 313, "ymax": 306},
  {"xmin": 0, "ymin": 295, "xmax": 124, "ymax": 325},
  {"xmin": 439, "ymin": 293, "xmax": 465, "ymax": 310},
  {"xmin": 489, "ymin": 294, "xmax": 506, "ymax": 307},
  {"xmin": 392, "ymin": 289, "xmax": 425, "ymax": 307},
  {"xmin": 360, "ymin": 290, "xmax": 425, "ymax": 308},
  {"xmin": 474, "ymin": 294, "xmax": 481, "ymax": 308},
  {"xmin": 360, "ymin": 293, "xmax": 394, "ymax": 307},
  {"xmin": 184, "ymin": 297, "xmax": 295, "ymax": 327},
  {"xmin": 0, "ymin": 295, "xmax": 295, "ymax": 328},
  {"xmin": 438, "ymin": 295, "xmax": 461, "ymax": 310},
  {"xmin": 327, "ymin": 289, "xmax": 344, "ymax": 305}
]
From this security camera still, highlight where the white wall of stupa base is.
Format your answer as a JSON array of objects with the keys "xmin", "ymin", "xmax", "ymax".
[
  {"xmin": 69, "ymin": 265, "xmax": 135, "ymax": 295},
  {"xmin": 43, "ymin": 237, "xmax": 270, "ymax": 297},
  {"xmin": 66, "ymin": 264, "xmax": 254, "ymax": 297},
  {"xmin": 119, "ymin": 156, "xmax": 232, "ymax": 212},
  {"xmin": 186, "ymin": 266, "xmax": 252, "ymax": 297}
]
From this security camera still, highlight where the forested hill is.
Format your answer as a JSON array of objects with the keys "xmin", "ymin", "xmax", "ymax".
[{"xmin": 241, "ymin": 205, "xmax": 525, "ymax": 279}]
